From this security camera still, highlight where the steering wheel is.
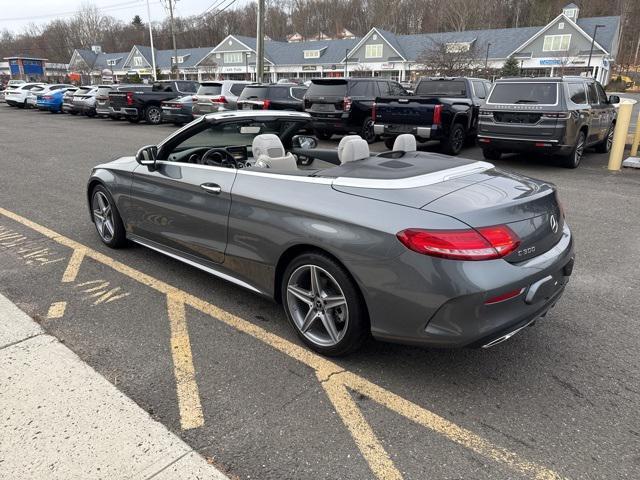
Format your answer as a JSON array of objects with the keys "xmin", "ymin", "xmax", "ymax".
[{"xmin": 200, "ymin": 148, "xmax": 237, "ymax": 168}]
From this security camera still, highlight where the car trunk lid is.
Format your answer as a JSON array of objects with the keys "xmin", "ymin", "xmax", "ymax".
[
  {"xmin": 304, "ymin": 79, "xmax": 348, "ymax": 114},
  {"xmin": 423, "ymin": 170, "xmax": 564, "ymax": 262}
]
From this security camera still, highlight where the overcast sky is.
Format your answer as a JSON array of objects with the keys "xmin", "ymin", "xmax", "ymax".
[{"xmin": 0, "ymin": 0, "xmax": 249, "ymax": 33}]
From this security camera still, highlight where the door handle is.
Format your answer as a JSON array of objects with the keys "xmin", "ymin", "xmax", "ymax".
[{"xmin": 200, "ymin": 183, "xmax": 222, "ymax": 194}]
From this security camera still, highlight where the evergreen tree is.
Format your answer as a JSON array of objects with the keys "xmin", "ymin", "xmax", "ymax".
[
  {"xmin": 500, "ymin": 56, "xmax": 521, "ymax": 77},
  {"xmin": 132, "ymin": 15, "xmax": 144, "ymax": 28}
]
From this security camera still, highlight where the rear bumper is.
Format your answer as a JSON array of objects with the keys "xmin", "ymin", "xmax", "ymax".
[
  {"xmin": 374, "ymin": 123, "xmax": 442, "ymax": 140},
  {"xmin": 161, "ymin": 109, "xmax": 193, "ymax": 123},
  {"xmin": 62, "ymin": 104, "xmax": 78, "ymax": 113},
  {"xmin": 477, "ymin": 135, "xmax": 573, "ymax": 154},
  {"xmin": 308, "ymin": 115, "xmax": 354, "ymax": 133},
  {"xmin": 110, "ymin": 106, "xmax": 139, "ymax": 117},
  {"xmin": 96, "ymin": 107, "xmax": 111, "ymax": 116},
  {"xmin": 360, "ymin": 224, "xmax": 574, "ymax": 349},
  {"xmin": 192, "ymin": 104, "xmax": 228, "ymax": 117}
]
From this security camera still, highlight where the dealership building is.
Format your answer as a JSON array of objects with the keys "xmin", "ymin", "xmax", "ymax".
[{"xmin": 67, "ymin": 4, "xmax": 619, "ymax": 85}]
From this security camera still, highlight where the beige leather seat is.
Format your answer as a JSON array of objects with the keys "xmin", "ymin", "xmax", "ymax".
[
  {"xmin": 252, "ymin": 134, "xmax": 297, "ymax": 171},
  {"xmin": 337, "ymin": 135, "xmax": 363, "ymax": 161},
  {"xmin": 339, "ymin": 138, "xmax": 370, "ymax": 163},
  {"xmin": 393, "ymin": 134, "xmax": 417, "ymax": 152}
]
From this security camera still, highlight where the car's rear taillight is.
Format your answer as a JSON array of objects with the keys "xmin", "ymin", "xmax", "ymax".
[
  {"xmin": 211, "ymin": 95, "xmax": 227, "ymax": 104},
  {"xmin": 192, "ymin": 96, "xmax": 198, "ymax": 102},
  {"xmin": 343, "ymin": 96, "xmax": 352, "ymax": 112},
  {"xmin": 262, "ymin": 99, "xmax": 271, "ymax": 110},
  {"xmin": 396, "ymin": 225, "xmax": 520, "ymax": 261},
  {"xmin": 43, "ymin": 95, "xmax": 53, "ymax": 100},
  {"xmin": 542, "ymin": 112, "xmax": 571, "ymax": 119},
  {"xmin": 126, "ymin": 91, "xmax": 134, "ymax": 105},
  {"xmin": 433, "ymin": 104, "xmax": 442, "ymax": 126},
  {"xmin": 372, "ymin": 101, "xmax": 376, "ymax": 120}
]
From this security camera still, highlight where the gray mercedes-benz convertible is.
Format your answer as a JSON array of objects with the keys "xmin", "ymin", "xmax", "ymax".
[{"xmin": 87, "ymin": 111, "xmax": 574, "ymax": 356}]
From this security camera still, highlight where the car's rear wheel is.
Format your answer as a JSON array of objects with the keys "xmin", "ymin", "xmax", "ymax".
[
  {"xmin": 315, "ymin": 130, "xmax": 332, "ymax": 140},
  {"xmin": 384, "ymin": 137, "xmax": 396, "ymax": 150},
  {"xmin": 561, "ymin": 130, "xmax": 585, "ymax": 169},
  {"xmin": 482, "ymin": 147, "xmax": 502, "ymax": 161},
  {"xmin": 595, "ymin": 123, "xmax": 614, "ymax": 153},
  {"xmin": 91, "ymin": 185, "xmax": 127, "ymax": 248},
  {"xmin": 282, "ymin": 252, "xmax": 368, "ymax": 356},
  {"xmin": 145, "ymin": 105, "xmax": 163, "ymax": 125},
  {"xmin": 441, "ymin": 123, "xmax": 466, "ymax": 155},
  {"xmin": 361, "ymin": 116, "xmax": 376, "ymax": 144}
]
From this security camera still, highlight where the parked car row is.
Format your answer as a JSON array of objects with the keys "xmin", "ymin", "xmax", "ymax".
[{"xmin": 2, "ymin": 75, "xmax": 619, "ymax": 168}]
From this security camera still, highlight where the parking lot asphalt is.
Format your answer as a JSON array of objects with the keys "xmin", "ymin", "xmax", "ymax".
[{"xmin": 1, "ymin": 105, "xmax": 640, "ymax": 479}]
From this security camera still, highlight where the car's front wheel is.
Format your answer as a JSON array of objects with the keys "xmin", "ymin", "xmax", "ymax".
[
  {"xmin": 91, "ymin": 185, "xmax": 127, "ymax": 248},
  {"xmin": 282, "ymin": 252, "xmax": 369, "ymax": 356},
  {"xmin": 361, "ymin": 116, "xmax": 376, "ymax": 144},
  {"xmin": 145, "ymin": 105, "xmax": 163, "ymax": 125}
]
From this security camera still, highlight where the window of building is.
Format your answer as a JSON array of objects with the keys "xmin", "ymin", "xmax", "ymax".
[
  {"xmin": 543, "ymin": 34, "xmax": 571, "ymax": 52},
  {"xmin": 106, "ymin": 59, "xmax": 117, "ymax": 66},
  {"xmin": 564, "ymin": 8, "xmax": 577, "ymax": 20},
  {"xmin": 558, "ymin": 22, "xmax": 565, "ymax": 30},
  {"xmin": 223, "ymin": 52, "xmax": 243, "ymax": 64},
  {"xmin": 303, "ymin": 50, "xmax": 320, "ymax": 59},
  {"xmin": 365, "ymin": 44, "xmax": 383, "ymax": 59},
  {"xmin": 567, "ymin": 83, "xmax": 587, "ymax": 104},
  {"xmin": 445, "ymin": 42, "xmax": 471, "ymax": 53}
]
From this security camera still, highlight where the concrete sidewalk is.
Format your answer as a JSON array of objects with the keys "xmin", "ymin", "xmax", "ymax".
[{"xmin": 0, "ymin": 293, "xmax": 228, "ymax": 480}]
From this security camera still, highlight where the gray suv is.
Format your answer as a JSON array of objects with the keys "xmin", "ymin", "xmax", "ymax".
[
  {"xmin": 191, "ymin": 80, "xmax": 250, "ymax": 116},
  {"xmin": 478, "ymin": 77, "xmax": 619, "ymax": 168}
]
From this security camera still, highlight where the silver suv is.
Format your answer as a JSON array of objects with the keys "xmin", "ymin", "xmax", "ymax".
[{"xmin": 192, "ymin": 80, "xmax": 250, "ymax": 116}]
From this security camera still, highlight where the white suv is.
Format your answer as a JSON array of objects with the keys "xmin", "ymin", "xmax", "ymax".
[{"xmin": 191, "ymin": 80, "xmax": 250, "ymax": 116}]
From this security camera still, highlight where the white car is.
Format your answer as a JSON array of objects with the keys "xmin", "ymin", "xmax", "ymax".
[{"xmin": 4, "ymin": 83, "xmax": 46, "ymax": 108}]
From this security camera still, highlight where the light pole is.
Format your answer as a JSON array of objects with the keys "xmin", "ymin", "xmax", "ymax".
[
  {"xmin": 256, "ymin": 0, "xmax": 265, "ymax": 83},
  {"xmin": 586, "ymin": 24, "xmax": 605, "ymax": 78},
  {"xmin": 345, "ymin": 49, "xmax": 349, "ymax": 77},
  {"xmin": 485, "ymin": 42, "xmax": 491, "ymax": 70},
  {"xmin": 146, "ymin": 0, "xmax": 157, "ymax": 81}
]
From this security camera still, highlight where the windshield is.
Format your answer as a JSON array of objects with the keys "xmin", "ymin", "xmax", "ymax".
[
  {"xmin": 415, "ymin": 80, "xmax": 467, "ymax": 97},
  {"xmin": 197, "ymin": 84, "xmax": 222, "ymax": 95},
  {"xmin": 306, "ymin": 80, "xmax": 347, "ymax": 97},
  {"xmin": 239, "ymin": 86, "xmax": 269, "ymax": 100},
  {"xmin": 165, "ymin": 118, "xmax": 311, "ymax": 157},
  {"xmin": 488, "ymin": 82, "xmax": 558, "ymax": 105}
]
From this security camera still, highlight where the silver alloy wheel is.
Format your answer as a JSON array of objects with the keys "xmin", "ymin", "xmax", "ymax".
[
  {"xmin": 92, "ymin": 191, "xmax": 115, "ymax": 242},
  {"xmin": 574, "ymin": 133, "xmax": 585, "ymax": 166},
  {"xmin": 606, "ymin": 126, "xmax": 614, "ymax": 150},
  {"xmin": 286, "ymin": 265, "xmax": 349, "ymax": 347},
  {"xmin": 147, "ymin": 107, "xmax": 162, "ymax": 124}
]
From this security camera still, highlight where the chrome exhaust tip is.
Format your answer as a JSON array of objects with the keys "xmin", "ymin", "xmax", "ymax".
[{"xmin": 481, "ymin": 318, "xmax": 537, "ymax": 349}]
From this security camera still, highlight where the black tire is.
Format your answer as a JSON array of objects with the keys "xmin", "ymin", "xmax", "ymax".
[
  {"xmin": 441, "ymin": 123, "xmax": 466, "ymax": 155},
  {"xmin": 560, "ymin": 130, "xmax": 586, "ymax": 169},
  {"xmin": 128, "ymin": 117, "xmax": 140, "ymax": 123},
  {"xmin": 90, "ymin": 185, "xmax": 127, "ymax": 248},
  {"xmin": 69, "ymin": 110, "xmax": 78, "ymax": 115},
  {"xmin": 315, "ymin": 130, "xmax": 332, "ymax": 140},
  {"xmin": 384, "ymin": 137, "xmax": 396, "ymax": 150},
  {"xmin": 281, "ymin": 252, "xmax": 369, "ymax": 356},
  {"xmin": 145, "ymin": 105, "xmax": 163, "ymax": 125},
  {"xmin": 595, "ymin": 123, "xmax": 614, "ymax": 153},
  {"xmin": 361, "ymin": 116, "xmax": 377, "ymax": 144},
  {"xmin": 482, "ymin": 147, "xmax": 502, "ymax": 161},
  {"xmin": 110, "ymin": 115, "xmax": 120, "ymax": 121}
]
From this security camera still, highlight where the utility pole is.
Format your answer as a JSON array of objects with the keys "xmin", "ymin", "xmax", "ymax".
[
  {"xmin": 256, "ymin": 0, "xmax": 265, "ymax": 83},
  {"xmin": 587, "ymin": 24, "xmax": 605, "ymax": 77},
  {"xmin": 146, "ymin": 0, "xmax": 157, "ymax": 81},
  {"xmin": 345, "ymin": 49, "xmax": 349, "ymax": 77},
  {"xmin": 485, "ymin": 43, "xmax": 491, "ymax": 69},
  {"xmin": 161, "ymin": 0, "xmax": 179, "ymax": 79}
]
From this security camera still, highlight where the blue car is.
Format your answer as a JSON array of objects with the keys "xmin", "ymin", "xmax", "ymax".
[{"xmin": 36, "ymin": 86, "xmax": 73, "ymax": 113}]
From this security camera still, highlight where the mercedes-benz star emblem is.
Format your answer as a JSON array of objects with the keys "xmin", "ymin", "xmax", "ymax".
[{"xmin": 550, "ymin": 214, "xmax": 559, "ymax": 234}]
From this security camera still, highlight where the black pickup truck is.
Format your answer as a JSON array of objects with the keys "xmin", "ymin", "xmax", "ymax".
[
  {"xmin": 109, "ymin": 80, "xmax": 198, "ymax": 124},
  {"xmin": 373, "ymin": 77, "xmax": 492, "ymax": 155}
]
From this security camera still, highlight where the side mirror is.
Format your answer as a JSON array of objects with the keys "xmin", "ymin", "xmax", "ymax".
[
  {"xmin": 135, "ymin": 145, "xmax": 158, "ymax": 167},
  {"xmin": 608, "ymin": 95, "xmax": 620, "ymax": 104},
  {"xmin": 292, "ymin": 135, "xmax": 318, "ymax": 149}
]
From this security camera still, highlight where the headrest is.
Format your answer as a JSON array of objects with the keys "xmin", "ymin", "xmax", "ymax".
[
  {"xmin": 393, "ymin": 134, "xmax": 417, "ymax": 152},
  {"xmin": 338, "ymin": 135, "xmax": 363, "ymax": 162},
  {"xmin": 252, "ymin": 134, "xmax": 285, "ymax": 159},
  {"xmin": 340, "ymin": 138, "xmax": 370, "ymax": 163}
]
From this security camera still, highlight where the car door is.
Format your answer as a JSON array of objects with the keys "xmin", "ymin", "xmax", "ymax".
[
  {"xmin": 127, "ymin": 121, "xmax": 239, "ymax": 264},
  {"xmin": 585, "ymin": 81, "xmax": 604, "ymax": 144},
  {"xmin": 595, "ymin": 82, "xmax": 615, "ymax": 138}
]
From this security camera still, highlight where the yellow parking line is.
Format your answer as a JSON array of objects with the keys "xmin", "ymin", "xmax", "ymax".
[
  {"xmin": 319, "ymin": 372, "xmax": 403, "ymax": 480},
  {"xmin": 0, "ymin": 206, "xmax": 565, "ymax": 479},
  {"xmin": 47, "ymin": 301, "xmax": 67, "ymax": 319},
  {"xmin": 167, "ymin": 293, "xmax": 205, "ymax": 430},
  {"xmin": 62, "ymin": 248, "xmax": 85, "ymax": 282}
]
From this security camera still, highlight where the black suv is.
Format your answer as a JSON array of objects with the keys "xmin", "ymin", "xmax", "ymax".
[
  {"xmin": 478, "ymin": 77, "xmax": 619, "ymax": 168},
  {"xmin": 304, "ymin": 78, "xmax": 408, "ymax": 143},
  {"xmin": 237, "ymin": 84, "xmax": 307, "ymax": 111}
]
